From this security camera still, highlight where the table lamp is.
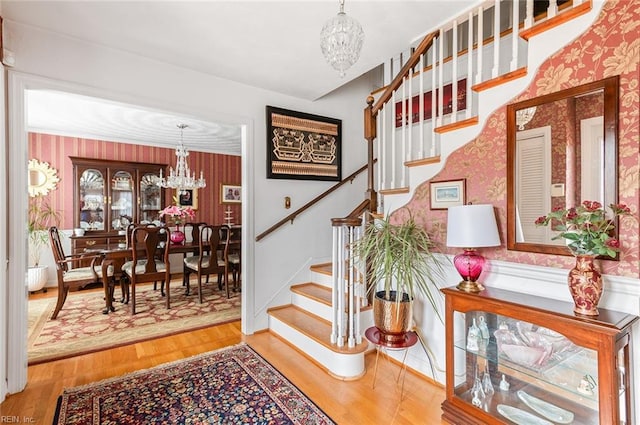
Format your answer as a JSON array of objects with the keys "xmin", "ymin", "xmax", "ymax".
[{"xmin": 446, "ymin": 204, "xmax": 501, "ymax": 292}]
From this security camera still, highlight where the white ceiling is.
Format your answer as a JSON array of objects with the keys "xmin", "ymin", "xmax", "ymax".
[{"xmin": 3, "ymin": 0, "xmax": 479, "ymax": 154}]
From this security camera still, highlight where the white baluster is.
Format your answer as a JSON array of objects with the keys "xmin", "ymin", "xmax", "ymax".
[
  {"xmin": 400, "ymin": 77, "xmax": 407, "ymax": 188},
  {"xmin": 381, "ymin": 105, "xmax": 387, "ymax": 192},
  {"xmin": 547, "ymin": 0, "xmax": 558, "ymax": 18},
  {"xmin": 347, "ymin": 226, "xmax": 355, "ymax": 348},
  {"xmin": 431, "ymin": 35, "xmax": 438, "ymax": 157},
  {"xmin": 376, "ymin": 108, "xmax": 383, "ymax": 197},
  {"xmin": 331, "ymin": 226, "xmax": 339, "ymax": 344},
  {"xmin": 524, "ymin": 0, "xmax": 534, "ymax": 28},
  {"xmin": 438, "ymin": 28, "xmax": 444, "ymax": 127},
  {"xmin": 467, "ymin": 10, "xmax": 474, "ymax": 119},
  {"xmin": 476, "ymin": 5, "xmax": 484, "ymax": 85},
  {"xmin": 510, "ymin": 0, "xmax": 519, "ymax": 71},
  {"xmin": 418, "ymin": 53, "xmax": 425, "ymax": 158},
  {"xmin": 452, "ymin": 19, "xmax": 459, "ymax": 120},
  {"xmin": 408, "ymin": 69, "xmax": 413, "ymax": 163},
  {"xmin": 336, "ymin": 227, "xmax": 345, "ymax": 347},
  {"xmin": 492, "ymin": 0, "xmax": 500, "ymax": 78},
  {"xmin": 354, "ymin": 224, "xmax": 362, "ymax": 345},
  {"xmin": 391, "ymin": 90, "xmax": 397, "ymax": 189}
]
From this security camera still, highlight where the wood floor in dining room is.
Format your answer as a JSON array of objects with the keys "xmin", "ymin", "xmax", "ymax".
[{"xmin": 4, "ymin": 296, "xmax": 446, "ymax": 424}]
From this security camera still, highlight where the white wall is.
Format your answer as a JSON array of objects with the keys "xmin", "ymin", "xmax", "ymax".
[{"xmin": 1, "ymin": 19, "xmax": 373, "ymax": 394}]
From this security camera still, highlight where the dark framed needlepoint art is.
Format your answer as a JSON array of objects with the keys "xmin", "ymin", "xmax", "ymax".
[{"xmin": 266, "ymin": 106, "xmax": 342, "ymax": 181}]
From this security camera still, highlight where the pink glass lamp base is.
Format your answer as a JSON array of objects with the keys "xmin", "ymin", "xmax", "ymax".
[{"xmin": 453, "ymin": 249, "xmax": 486, "ymax": 292}]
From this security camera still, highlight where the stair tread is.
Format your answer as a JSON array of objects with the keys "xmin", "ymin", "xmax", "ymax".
[
  {"xmin": 310, "ymin": 262, "xmax": 332, "ymax": 276},
  {"xmin": 268, "ymin": 305, "xmax": 368, "ymax": 354},
  {"xmin": 291, "ymin": 282, "xmax": 332, "ymax": 305}
]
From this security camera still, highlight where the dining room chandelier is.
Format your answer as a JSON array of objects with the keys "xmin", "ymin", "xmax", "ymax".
[
  {"xmin": 156, "ymin": 124, "xmax": 206, "ymax": 194},
  {"xmin": 320, "ymin": 0, "xmax": 365, "ymax": 78}
]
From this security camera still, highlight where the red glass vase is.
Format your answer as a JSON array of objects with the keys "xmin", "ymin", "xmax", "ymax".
[
  {"xmin": 170, "ymin": 229, "xmax": 185, "ymax": 245},
  {"xmin": 568, "ymin": 255, "xmax": 602, "ymax": 316}
]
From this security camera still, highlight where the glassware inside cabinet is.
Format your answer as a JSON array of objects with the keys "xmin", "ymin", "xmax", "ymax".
[
  {"xmin": 110, "ymin": 171, "xmax": 134, "ymax": 230},
  {"xmin": 453, "ymin": 310, "xmax": 601, "ymax": 424},
  {"xmin": 79, "ymin": 169, "xmax": 105, "ymax": 231},
  {"xmin": 140, "ymin": 173, "xmax": 161, "ymax": 222}
]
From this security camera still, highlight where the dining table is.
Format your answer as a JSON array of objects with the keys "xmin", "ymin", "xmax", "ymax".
[{"xmin": 82, "ymin": 241, "xmax": 205, "ymax": 314}]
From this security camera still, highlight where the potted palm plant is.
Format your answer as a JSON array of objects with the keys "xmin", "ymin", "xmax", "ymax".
[
  {"xmin": 352, "ymin": 211, "xmax": 447, "ymax": 344},
  {"xmin": 27, "ymin": 197, "xmax": 61, "ymax": 292}
]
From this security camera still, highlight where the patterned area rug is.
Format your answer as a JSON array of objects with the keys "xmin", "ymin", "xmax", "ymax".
[
  {"xmin": 28, "ymin": 282, "xmax": 241, "ymax": 364},
  {"xmin": 53, "ymin": 343, "xmax": 335, "ymax": 425}
]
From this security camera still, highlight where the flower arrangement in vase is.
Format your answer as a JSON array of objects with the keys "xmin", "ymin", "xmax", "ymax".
[
  {"xmin": 535, "ymin": 200, "xmax": 634, "ymax": 316},
  {"xmin": 159, "ymin": 201, "xmax": 196, "ymax": 245}
]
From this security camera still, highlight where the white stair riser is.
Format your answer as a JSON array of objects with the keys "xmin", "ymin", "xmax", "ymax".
[
  {"xmin": 291, "ymin": 292, "xmax": 332, "ymax": 321},
  {"xmin": 268, "ymin": 315, "xmax": 365, "ymax": 379},
  {"xmin": 310, "ymin": 271, "xmax": 333, "ymax": 288}
]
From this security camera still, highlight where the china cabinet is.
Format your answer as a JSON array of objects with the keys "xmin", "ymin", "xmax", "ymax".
[
  {"xmin": 441, "ymin": 286, "xmax": 638, "ymax": 425},
  {"xmin": 70, "ymin": 157, "xmax": 166, "ymax": 249}
]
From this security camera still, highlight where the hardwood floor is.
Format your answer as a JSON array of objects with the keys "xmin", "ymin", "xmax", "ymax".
[{"xmin": 4, "ymin": 289, "xmax": 447, "ymax": 424}]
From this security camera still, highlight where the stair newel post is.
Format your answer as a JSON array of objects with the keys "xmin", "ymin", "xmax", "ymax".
[
  {"xmin": 364, "ymin": 96, "xmax": 377, "ymax": 214},
  {"xmin": 330, "ymin": 224, "xmax": 340, "ymax": 345},
  {"xmin": 347, "ymin": 224, "xmax": 356, "ymax": 348},
  {"xmin": 331, "ymin": 221, "xmax": 345, "ymax": 347}
]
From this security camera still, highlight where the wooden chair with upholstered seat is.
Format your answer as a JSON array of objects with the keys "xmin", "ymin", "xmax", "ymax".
[
  {"xmin": 221, "ymin": 225, "xmax": 241, "ymax": 297},
  {"xmin": 121, "ymin": 225, "xmax": 171, "ymax": 314},
  {"xmin": 182, "ymin": 222, "xmax": 208, "ymax": 286},
  {"xmin": 48, "ymin": 226, "xmax": 115, "ymax": 319},
  {"xmin": 183, "ymin": 224, "xmax": 226, "ymax": 303}
]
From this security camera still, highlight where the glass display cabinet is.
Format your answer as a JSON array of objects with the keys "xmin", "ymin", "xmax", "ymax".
[
  {"xmin": 441, "ymin": 286, "xmax": 638, "ymax": 425},
  {"xmin": 71, "ymin": 157, "xmax": 167, "ymax": 251}
]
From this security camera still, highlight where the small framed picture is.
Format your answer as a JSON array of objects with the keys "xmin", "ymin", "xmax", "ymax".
[
  {"xmin": 430, "ymin": 179, "xmax": 466, "ymax": 210},
  {"xmin": 177, "ymin": 189, "xmax": 198, "ymax": 210},
  {"xmin": 221, "ymin": 183, "xmax": 241, "ymax": 204}
]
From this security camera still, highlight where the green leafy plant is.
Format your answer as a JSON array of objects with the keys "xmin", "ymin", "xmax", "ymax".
[
  {"xmin": 351, "ymin": 211, "xmax": 447, "ymax": 320},
  {"xmin": 535, "ymin": 200, "xmax": 634, "ymax": 257},
  {"xmin": 28, "ymin": 197, "xmax": 61, "ymax": 266}
]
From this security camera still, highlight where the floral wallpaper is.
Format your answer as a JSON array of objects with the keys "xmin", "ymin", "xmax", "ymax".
[{"xmin": 395, "ymin": 0, "xmax": 639, "ymax": 277}]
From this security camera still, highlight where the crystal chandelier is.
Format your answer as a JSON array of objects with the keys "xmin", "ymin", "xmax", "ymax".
[
  {"xmin": 320, "ymin": 0, "xmax": 365, "ymax": 78},
  {"xmin": 156, "ymin": 124, "xmax": 206, "ymax": 194}
]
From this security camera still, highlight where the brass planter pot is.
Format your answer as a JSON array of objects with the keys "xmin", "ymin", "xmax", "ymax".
[{"xmin": 373, "ymin": 290, "xmax": 412, "ymax": 344}]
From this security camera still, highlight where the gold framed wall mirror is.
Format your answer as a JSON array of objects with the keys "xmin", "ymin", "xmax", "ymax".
[
  {"xmin": 506, "ymin": 76, "xmax": 619, "ymax": 257},
  {"xmin": 28, "ymin": 158, "xmax": 60, "ymax": 197}
]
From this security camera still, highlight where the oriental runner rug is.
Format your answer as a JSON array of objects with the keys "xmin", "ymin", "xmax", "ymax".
[
  {"xmin": 28, "ymin": 282, "xmax": 240, "ymax": 365},
  {"xmin": 53, "ymin": 343, "xmax": 335, "ymax": 425}
]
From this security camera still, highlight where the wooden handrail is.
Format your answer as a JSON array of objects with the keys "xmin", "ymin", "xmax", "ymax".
[
  {"xmin": 331, "ymin": 199, "xmax": 369, "ymax": 227},
  {"xmin": 361, "ymin": 30, "xmax": 439, "ymax": 214},
  {"xmin": 255, "ymin": 163, "xmax": 372, "ymax": 242},
  {"xmin": 371, "ymin": 30, "xmax": 439, "ymax": 116}
]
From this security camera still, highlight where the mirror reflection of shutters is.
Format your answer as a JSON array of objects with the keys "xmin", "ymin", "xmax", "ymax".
[{"xmin": 515, "ymin": 126, "xmax": 554, "ymax": 244}]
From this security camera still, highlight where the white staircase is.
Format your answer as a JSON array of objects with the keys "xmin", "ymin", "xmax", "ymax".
[
  {"xmin": 267, "ymin": 0, "xmax": 604, "ymax": 380},
  {"xmin": 267, "ymin": 263, "xmax": 372, "ymax": 379},
  {"xmin": 376, "ymin": 0, "xmax": 601, "ymax": 212}
]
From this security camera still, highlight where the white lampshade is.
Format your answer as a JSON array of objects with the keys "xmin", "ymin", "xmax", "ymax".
[{"xmin": 447, "ymin": 204, "xmax": 501, "ymax": 248}]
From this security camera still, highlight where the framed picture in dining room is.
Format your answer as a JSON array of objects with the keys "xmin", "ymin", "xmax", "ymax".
[
  {"xmin": 221, "ymin": 183, "xmax": 241, "ymax": 204},
  {"xmin": 429, "ymin": 178, "xmax": 466, "ymax": 210},
  {"xmin": 177, "ymin": 189, "xmax": 198, "ymax": 210}
]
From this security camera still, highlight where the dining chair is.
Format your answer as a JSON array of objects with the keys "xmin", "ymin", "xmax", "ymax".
[
  {"xmin": 48, "ymin": 226, "xmax": 115, "ymax": 319},
  {"xmin": 121, "ymin": 225, "xmax": 171, "ymax": 314},
  {"xmin": 183, "ymin": 224, "xmax": 226, "ymax": 302},
  {"xmin": 221, "ymin": 225, "xmax": 241, "ymax": 297},
  {"xmin": 182, "ymin": 222, "xmax": 208, "ymax": 286}
]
